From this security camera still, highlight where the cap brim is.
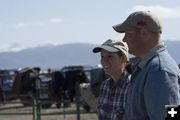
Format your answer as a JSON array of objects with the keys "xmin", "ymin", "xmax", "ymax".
[
  {"xmin": 112, "ymin": 22, "xmax": 129, "ymax": 33},
  {"xmin": 93, "ymin": 45, "xmax": 119, "ymax": 53},
  {"xmin": 93, "ymin": 47, "xmax": 102, "ymax": 53}
]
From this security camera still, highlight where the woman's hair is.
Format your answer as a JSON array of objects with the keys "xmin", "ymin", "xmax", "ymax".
[
  {"xmin": 125, "ymin": 61, "xmax": 132, "ymax": 74},
  {"xmin": 117, "ymin": 51, "xmax": 126, "ymax": 57},
  {"xmin": 117, "ymin": 51, "xmax": 132, "ymax": 73}
]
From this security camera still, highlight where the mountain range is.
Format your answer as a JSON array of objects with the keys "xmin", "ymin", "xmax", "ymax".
[
  {"xmin": 0, "ymin": 43, "xmax": 99, "ymax": 69},
  {"xmin": 0, "ymin": 41, "xmax": 179, "ymax": 69}
]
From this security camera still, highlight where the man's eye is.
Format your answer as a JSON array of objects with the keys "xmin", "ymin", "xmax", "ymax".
[{"xmin": 101, "ymin": 55, "xmax": 104, "ymax": 58}]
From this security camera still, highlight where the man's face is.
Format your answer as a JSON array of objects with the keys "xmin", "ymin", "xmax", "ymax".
[{"xmin": 123, "ymin": 27, "xmax": 143, "ymax": 56}]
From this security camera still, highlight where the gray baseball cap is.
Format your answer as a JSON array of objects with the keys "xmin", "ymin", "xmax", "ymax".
[
  {"xmin": 93, "ymin": 39, "xmax": 129, "ymax": 58},
  {"xmin": 113, "ymin": 11, "xmax": 162, "ymax": 33}
]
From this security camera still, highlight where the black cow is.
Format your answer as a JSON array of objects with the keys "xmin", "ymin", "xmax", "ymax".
[
  {"xmin": 48, "ymin": 66, "xmax": 88, "ymax": 108},
  {"xmin": 0, "ymin": 78, "xmax": 5, "ymax": 104},
  {"xmin": 62, "ymin": 66, "xmax": 88, "ymax": 102},
  {"xmin": 51, "ymin": 65, "xmax": 88, "ymax": 108},
  {"xmin": 49, "ymin": 70, "xmax": 65, "ymax": 108}
]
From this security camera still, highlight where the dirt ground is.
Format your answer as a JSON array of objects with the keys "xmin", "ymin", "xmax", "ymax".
[
  {"xmin": 0, "ymin": 100, "xmax": 98, "ymax": 120},
  {"xmin": 0, "ymin": 114, "xmax": 98, "ymax": 120}
]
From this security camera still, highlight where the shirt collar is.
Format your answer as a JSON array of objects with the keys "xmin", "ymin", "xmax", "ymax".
[
  {"xmin": 138, "ymin": 42, "xmax": 166, "ymax": 69},
  {"xmin": 108, "ymin": 71, "xmax": 129, "ymax": 87}
]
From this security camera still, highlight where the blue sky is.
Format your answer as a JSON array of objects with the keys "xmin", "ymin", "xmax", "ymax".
[{"xmin": 0, "ymin": 0, "xmax": 180, "ymax": 52}]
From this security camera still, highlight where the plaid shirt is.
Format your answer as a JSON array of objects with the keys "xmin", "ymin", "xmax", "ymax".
[{"xmin": 97, "ymin": 71, "xmax": 130, "ymax": 120}]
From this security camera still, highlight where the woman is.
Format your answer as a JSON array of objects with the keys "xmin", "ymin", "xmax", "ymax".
[{"xmin": 93, "ymin": 39, "xmax": 130, "ymax": 120}]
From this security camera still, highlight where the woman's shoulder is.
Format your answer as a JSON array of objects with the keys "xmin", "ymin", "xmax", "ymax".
[{"xmin": 101, "ymin": 78, "xmax": 111, "ymax": 86}]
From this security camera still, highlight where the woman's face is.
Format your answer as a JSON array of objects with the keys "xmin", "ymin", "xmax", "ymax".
[{"xmin": 100, "ymin": 49, "xmax": 126, "ymax": 77}]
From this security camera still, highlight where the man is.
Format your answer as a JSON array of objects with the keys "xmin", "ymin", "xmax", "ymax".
[{"xmin": 113, "ymin": 11, "xmax": 180, "ymax": 120}]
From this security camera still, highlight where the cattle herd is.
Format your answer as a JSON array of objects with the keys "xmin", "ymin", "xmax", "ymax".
[{"xmin": 0, "ymin": 65, "xmax": 107, "ymax": 111}]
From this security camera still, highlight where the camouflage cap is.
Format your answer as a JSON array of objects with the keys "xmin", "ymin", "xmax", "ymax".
[
  {"xmin": 113, "ymin": 11, "xmax": 162, "ymax": 33},
  {"xmin": 93, "ymin": 39, "xmax": 129, "ymax": 59}
]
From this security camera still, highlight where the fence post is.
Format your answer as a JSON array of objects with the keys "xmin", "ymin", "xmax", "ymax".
[
  {"xmin": 32, "ymin": 77, "xmax": 41, "ymax": 120},
  {"xmin": 36, "ymin": 78, "xmax": 41, "ymax": 120},
  {"xmin": 75, "ymin": 80, "xmax": 80, "ymax": 120},
  {"xmin": 32, "ymin": 92, "xmax": 37, "ymax": 120}
]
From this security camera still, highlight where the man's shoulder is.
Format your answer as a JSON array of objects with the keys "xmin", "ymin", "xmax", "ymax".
[{"xmin": 148, "ymin": 51, "xmax": 180, "ymax": 75}]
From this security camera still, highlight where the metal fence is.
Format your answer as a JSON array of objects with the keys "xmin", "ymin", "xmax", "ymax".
[{"xmin": 0, "ymin": 78, "xmax": 97, "ymax": 120}]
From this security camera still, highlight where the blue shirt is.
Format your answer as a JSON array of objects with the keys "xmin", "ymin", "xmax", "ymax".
[
  {"xmin": 123, "ymin": 43, "xmax": 180, "ymax": 120},
  {"xmin": 97, "ymin": 71, "xmax": 130, "ymax": 120}
]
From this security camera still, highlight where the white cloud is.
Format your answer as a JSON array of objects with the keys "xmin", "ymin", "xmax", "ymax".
[
  {"xmin": 49, "ymin": 18, "xmax": 63, "ymax": 23},
  {"xmin": 0, "ymin": 41, "xmax": 62, "ymax": 53},
  {"xmin": 15, "ymin": 22, "xmax": 29, "ymax": 28},
  {"xmin": 130, "ymin": 5, "xmax": 180, "ymax": 19},
  {"xmin": 14, "ymin": 22, "xmax": 45, "ymax": 28},
  {"xmin": 14, "ymin": 18, "xmax": 63, "ymax": 28},
  {"xmin": 0, "ymin": 43, "xmax": 26, "ymax": 52}
]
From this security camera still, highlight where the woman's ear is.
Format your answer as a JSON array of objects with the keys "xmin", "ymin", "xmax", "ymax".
[{"xmin": 120, "ymin": 55, "xmax": 128, "ymax": 63}]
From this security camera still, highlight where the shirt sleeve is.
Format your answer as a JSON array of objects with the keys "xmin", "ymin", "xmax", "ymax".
[{"xmin": 144, "ymin": 69, "xmax": 180, "ymax": 120}]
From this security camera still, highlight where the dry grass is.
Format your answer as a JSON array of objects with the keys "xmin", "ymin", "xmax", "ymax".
[
  {"xmin": 0, "ymin": 100, "xmax": 97, "ymax": 120},
  {"xmin": 0, "ymin": 114, "xmax": 98, "ymax": 120}
]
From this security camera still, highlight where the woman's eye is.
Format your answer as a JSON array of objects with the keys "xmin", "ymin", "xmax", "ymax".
[{"xmin": 107, "ymin": 56, "xmax": 114, "ymax": 59}]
